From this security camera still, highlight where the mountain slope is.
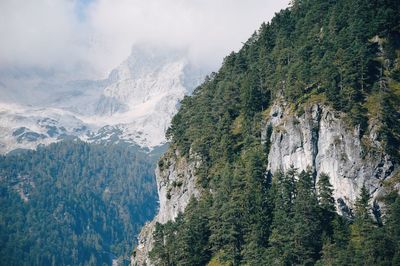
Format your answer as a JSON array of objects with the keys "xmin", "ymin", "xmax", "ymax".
[
  {"xmin": 133, "ymin": 0, "xmax": 400, "ymax": 265},
  {"xmin": 0, "ymin": 45, "xmax": 207, "ymax": 153},
  {"xmin": 0, "ymin": 103, "xmax": 91, "ymax": 153}
]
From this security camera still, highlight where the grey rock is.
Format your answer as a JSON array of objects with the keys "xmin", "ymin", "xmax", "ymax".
[
  {"xmin": 132, "ymin": 149, "xmax": 201, "ymax": 266},
  {"xmin": 264, "ymin": 101, "xmax": 395, "ymax": 214}
]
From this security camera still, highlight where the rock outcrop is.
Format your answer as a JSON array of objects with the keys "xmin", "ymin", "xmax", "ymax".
[
  {"xmin": 132, "ymin": 149, "xmax": 201, "ymax": 266},
  {"xmin": 264, "ymin": 100, "xmax": 395, "ymax": 216}
]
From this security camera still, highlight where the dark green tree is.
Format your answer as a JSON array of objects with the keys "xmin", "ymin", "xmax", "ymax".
[
  {"xmin": 265, "ymin": 169, "xmax": 296, "ymax": 265},
  {"xmin": 178, "ymin": 196, "xmax": 212, "ymax": 266},
  {"xmin": 349, "ymin": 185, "xmax": 375, "ymax": 264},
  {"xmin": 317, "ymin": 173, "xmax": 336, "ymax": 237},
  {"xmin": 292, "ymin": 169, "xmax": 322, "ymax": 264}
]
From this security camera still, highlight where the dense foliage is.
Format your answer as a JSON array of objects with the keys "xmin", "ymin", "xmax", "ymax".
[
  {"xmin": 0, "ymin": 140, "xmax": 161, "ymax": 266},
  {"xmin": 167, "ymin": 0, "xmax": 400, "ymax": 162},
  {"xmin": 151, "ymin": 168, "xmax": 400, "ymax": 265},
  {"xmin": 152, "ymin": 0, "xmax": 400, "ymax": 265}
]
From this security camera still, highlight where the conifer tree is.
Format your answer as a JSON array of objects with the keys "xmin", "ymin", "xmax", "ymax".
[
  {"xmin": 317, "ymin": 173, "xmax": 335, "ymax": 237},
  {"xmin": 266, "ymin": 169, "xmax": 296, "ymax": 265},
  {"xmin": 292, "ymin": 169, "xmax": 322, "ymax": 264},
  {"xmin": 149, "ymin": 223, "xmax": 169, "ymax": 266},
  {"xmin": 241, "ymin": 147, "xmax": 272, "ymax": 265},
  {"xmin": 385, "ymin": 195, "xmax": 400, "ymax": 264},
  {"xmin": 349, "ymin": 184, "xmax": 375, "ymax": 264},
  {"xmin": 178, "ymin": 196, "xmax": 212, "ymax": 266}
]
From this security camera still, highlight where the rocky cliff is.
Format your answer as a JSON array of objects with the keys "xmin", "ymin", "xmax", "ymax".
[
  {"xmin": 132, "ymin": 149, "xmax": 202, "ymax": 266},
  {"xmin": 131, "ymin": 98, "xmax": 398, "ymax": 265},
  {"xmin": 264, "ymin": 100, "xmax": 395, "ymax": 216}
]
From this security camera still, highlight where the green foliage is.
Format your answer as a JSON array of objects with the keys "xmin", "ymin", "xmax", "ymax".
[
  {"xmin": 379, "ymin": 92, "xmax": 400, "ymax": 161},
  {"xmin": 0, "ymin": 140, "xmax": 159, "ymax": 266},
  {"xmin": 153, "ymin": 0, "xmax": 400, "ymax": 265},
  {"xmin": 386, "ymin": 195, "xmax": 400, "ymax": 264},
  {"xmin": 151, "ymin": 168, "xmax": 400, "ymax": 265},
  {"xmin": 318, "ymin": 173, "xmax": 335, "ymax": 216},
  {"xmin": 150, "ymin": 196, "xmax": 212, "ymax": 266},
  {"xmin": 292, "ymin": 170, "xmax": 322, "ymax": 264},
  {"xmin": 167, "ymin": 0, "xmax": 400, "ymax": 162},
  {"xmin": 318, "ymin": 185, "xmax": 400, "ymax": 266},
  {"xmin": 265, "ymin": 169, "xmax": 296, "ymax": 265}
]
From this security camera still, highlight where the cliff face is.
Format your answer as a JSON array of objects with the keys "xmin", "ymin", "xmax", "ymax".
[
  {"xmin": 264, "ymin": 100, "xmax": 395, "ymax": 216},
  {"xmin": 132, "ymin": 149, "xmax": 201, "ymax": 266},
  {"xmin": 132, "ymin": 100, "xmax": 397, "ymax": 265}
]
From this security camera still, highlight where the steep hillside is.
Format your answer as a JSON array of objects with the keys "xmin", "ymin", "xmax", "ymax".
[
  {"xmin": 0, "ymin": 140, "xmax": 163, "ymax": 265},
  {"xmin": 133, "ymin": 0, "xmax": 400, "ymax": 265}
]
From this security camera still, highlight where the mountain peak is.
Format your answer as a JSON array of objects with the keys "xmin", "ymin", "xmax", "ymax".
[{"xmin": 0, "ymin": 45, "xmax": 209, "ymax": 153}]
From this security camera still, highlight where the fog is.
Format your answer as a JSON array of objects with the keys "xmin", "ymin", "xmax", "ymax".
[{"xmin": 0, "ymin": 0, "xmax": 290, "ymax": 80}]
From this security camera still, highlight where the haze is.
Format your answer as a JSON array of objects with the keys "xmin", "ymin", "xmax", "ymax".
[{"xmin": 0, "ymin": 0, "xmax": 290, "ymax": 94}]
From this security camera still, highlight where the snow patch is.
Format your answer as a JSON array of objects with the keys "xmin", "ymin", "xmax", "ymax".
[{"xmin": 0, "ymin": 45, "xmax": 208, "ymax": 153}]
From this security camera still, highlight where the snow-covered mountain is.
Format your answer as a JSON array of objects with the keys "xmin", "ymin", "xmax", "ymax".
[{"xmin": 0, "ymin": 45, "xmax": 208, "ymax": 154}]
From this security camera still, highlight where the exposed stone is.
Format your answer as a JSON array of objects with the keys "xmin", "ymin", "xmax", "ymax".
[
  {"xmin": 264, "ymin": 101, "xmax": 395, "ymax": 214},
  {"xmin": 131, "ymin": 149, "xmax": 201, "ymax": 266}
]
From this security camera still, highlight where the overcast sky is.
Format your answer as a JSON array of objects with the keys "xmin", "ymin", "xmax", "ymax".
[{"xmin": 0, "ymin": 0, "xmax": 290, "ymax": 80}]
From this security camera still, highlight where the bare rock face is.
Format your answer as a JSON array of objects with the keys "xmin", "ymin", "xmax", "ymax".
[
  {"xmin": 131, "ymin": 149, "xmax": 201, "ymax": 266},
  {"xmin": 264, "ymin": 101, "xmax": 395, "ymax": 216}
]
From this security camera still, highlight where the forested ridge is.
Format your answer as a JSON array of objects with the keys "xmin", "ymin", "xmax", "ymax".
[
  {"xmin": 0, "ymin": 140, "xmax": 161, "ymax": 266},
  {"xmin": 149, "ymin": 0, "xmax": 400, "ymax": 265}
]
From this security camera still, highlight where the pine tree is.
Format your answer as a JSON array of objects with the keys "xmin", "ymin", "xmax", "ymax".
[
  {"xmin": 292, "ymin": 169, "xmax": 322, "ymax": 264},
  {"xmin": 241, "ymin": 147, "xmax": 272, "ymax": 265},
  {"xmin": 349, "ymin": 184, "xmax": 375, "ymax": 264},
  {"xmin": 212, "ymin": 164, "xmax": 247, "ymax": 265},
  {"xmin": 317, "ymin": 215, "xmax": 352, "ymax": 265},
  {"xmin": 317, "ymin": 173, "xmax": 335, "ymax": 237},
  {"xmin": 385, "ymin": 195, "xmax": 400, "ymax": 264},
  {"xmin": 149, "ymin": 223, "xmax": 169, "ymax": 266},
  {"xmin": 354, "ymin": 185, "xmax": 371, "ymax": 220},
  {"xmin": 265, "ymin": 169, "xmax": 296, "ymax": 265},
  {"xmin": 178, "ymin": 196, "xmax": 212, "ymax": 266}
]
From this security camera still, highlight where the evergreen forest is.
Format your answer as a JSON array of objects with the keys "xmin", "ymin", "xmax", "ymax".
[
  {"xmin": 149, "ymin": 0, "xmax": 400, "ymax": 265},
  {"xmin": 0, "ymin": 140, "xmax": 161, "ymax": 266}
]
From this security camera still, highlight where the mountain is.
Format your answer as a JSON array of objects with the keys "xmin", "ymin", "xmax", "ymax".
[
  {"xmin": 0, "ymin": 45, "xmax": 208, "ymax": 154},
  {"xmin": 133, "ymin": 0, "xmax": 400, "ymax": 265},
  {"xmin": 0, "ymin": 103, "xmax": 91, "ymax": 153}
]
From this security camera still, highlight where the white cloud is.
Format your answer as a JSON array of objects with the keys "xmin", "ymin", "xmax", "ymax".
[
  {"xmin": 0, "ymin": 0, "xmax": 290, "ymax": 80},
  {"xmin": 0, "ymin": 1, "xmax": 84, "ymax": 71}
]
